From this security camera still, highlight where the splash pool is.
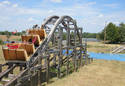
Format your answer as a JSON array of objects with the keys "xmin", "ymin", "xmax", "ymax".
[
  {"xmin": 88, "ymin": 52, "xmax": 125, "ymax": 61},
  {"xmin": 62, "ymin": 50, "xmax": 125, "ymax": 61}
]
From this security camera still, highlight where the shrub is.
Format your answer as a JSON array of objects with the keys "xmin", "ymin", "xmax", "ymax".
[{"xmin": 0, "ymin": 39, "xmax": 4, "ymax": 45}]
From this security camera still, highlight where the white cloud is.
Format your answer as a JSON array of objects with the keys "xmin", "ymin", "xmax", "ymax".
[
  {"xmin": 91, "ymin": 22, "xmax": 96, "ymax": 25},
  {"xmin": 28, "ymin": 17, "xmax": 34, "ymax": 22},
  {"xmin": 2, "ymin": 1, "xmax": 11, "ymax": 5},
  {"xmin": 104, "ymin": 3, "xmax": 119, "ymax": 8},
  {"xmin": 98, "ymin": 14, "xmax": 104, "ymax": 18},
  {"xmin": 0, "ymin": 3, "xmax": 2, "ymax": 6},
  {"xmin": 48, "ymin": 10, "xmax": 54, "ymax": 13},
  {"xmin": 12, "ymin": 4, "xmax": 18, "ymax": 8},
  {"xmin": 0, "ymin": 1, "xmax": 124, "ymax": 32},
  {"xmin": 0, "ymin": 1, "xmax": 18, "ymax": 8},
  {"xmin": 86, "ymin": 2, "xmax": 96, "ymax": 6},
  {"xmin": 113, "ymin": 21, "xmax": 120, "ymax": 25},
  {"xmin": 50, "ymin": 0, "xmax": 62, "ymax": 3},
  {"xmin": 0, "ymin": 0, "xmax": 11, "ymax": 7}
]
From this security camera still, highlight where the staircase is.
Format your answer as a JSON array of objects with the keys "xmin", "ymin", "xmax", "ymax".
[{"xmin": 112, "ymin": 46, "xmax": 125, "ymax": 53}]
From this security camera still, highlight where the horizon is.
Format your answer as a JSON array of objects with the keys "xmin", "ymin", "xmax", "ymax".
[{"xmin": 0, "ymin": 0, "xmax": 125, "ymax": 33}]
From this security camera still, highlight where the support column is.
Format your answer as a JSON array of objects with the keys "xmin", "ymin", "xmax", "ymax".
[
  {"xmin": 57, "ymin": 27, "xmax": 63, "ymax": 78},
  {"xmin": 79, "ymin": 28, "xmax": 83, "ymax": 66},
  {"xmin": 85, "ymin": 40, "xmax": 88, "ymax": 65},
  {"xmin": 38, "ymin": 55, "xmax": 42, "ymax": 86},
  {"xmin": 46, "ymin": 53, "xmax": 50, "ymax": 83},
  {"xmin": 66, "ymin": 23, "xmax": 70, "ymax": 75},
  {"xmin": 74, "ymin": 20, "xmax": 77, "ymax": 72},
  {"xmin": 0, "ymin": 64, "xmax": 2, "ymax": 73}
]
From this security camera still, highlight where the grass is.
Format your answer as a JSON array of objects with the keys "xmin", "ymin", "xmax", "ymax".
[
  {"xmin": 0, "ymin": 35, "xmax": 21, "ymax": 41},
  {"xmin": 0, "ymin": 41, "xmax": 125, "ymax": 86},
  {"xmin": 87, "ymin": 42, "xmax": 121, "ymax": 53},
  {"xmin": 46, "ymin": 42, "xmax": 125, "ymax": 86},
  {"xmin": 0, "ymin": 45, "xmax": 5, "ymax": 64},
  {"xmin": 47, "ymin": 59, "xmax": 125, "ymax": 86}
]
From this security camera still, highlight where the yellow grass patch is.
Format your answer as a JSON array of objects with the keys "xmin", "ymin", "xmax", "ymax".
[
  {"xmin": 0, "ymin": 35, "xmax": 21, "ymax": 41},
  {"xmin": 87, "ymin": 42, "xmax": 121, "ymax": 53},
  {"xmin": 47, "ymin": 59, "xmax": 125, "ymax": 86},
  {"xmin": 0, "ymin": 45, "xmax": 5, "ymax": 64}
]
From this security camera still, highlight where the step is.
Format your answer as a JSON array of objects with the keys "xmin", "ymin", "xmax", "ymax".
[
  {"xmin": 0, "ymin": 78, "xmax": 10, "ymax": 85},
  {"xmin": 0, "ymin": 74, "xmax": 15, "ymax": 85},
  {"xmin": 0, "ymin": 83, "xmax": 3, "ymax": 86}
]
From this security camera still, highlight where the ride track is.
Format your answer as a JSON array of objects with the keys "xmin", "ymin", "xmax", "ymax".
[{"xmin": 0, "ymin": 15, "xmax": 92, "ymax": 86}]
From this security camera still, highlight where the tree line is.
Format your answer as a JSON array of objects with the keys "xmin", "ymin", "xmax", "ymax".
[
  {"xmin": 0, "ymin": 31, "xmax": 26, "ymax": 36},
  {"xmin": 1, "ymin": 22, "xmax": 125, "ymax": 44},
  {"xmin": 81, "ymin": 22, "xmax": 125, "ymax": 44},
  {"xmin": 0, "ymin": 31, "xmax": 26, "ymax": 44},
  {"xmin": 98, "ymin": 22, "xmax": 125, "ymax": 43},
  {"xmin": 82, "ymin": 32, "xmax": 97, "ymax": 38}
]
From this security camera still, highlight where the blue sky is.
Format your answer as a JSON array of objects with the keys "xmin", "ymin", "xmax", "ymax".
[{"xmin": 0, "ymin": 0, "xmax": 125, "ymax": 33}]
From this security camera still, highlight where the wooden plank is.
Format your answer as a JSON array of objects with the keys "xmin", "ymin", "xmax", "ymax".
[
  {"xmin": 28, "ymin": 29, "xmax": 46, "ymax": 40},
  {"xmin": 57, "ymin": 28, "xmax": 63, "ymax": 78},
  {"xmin": 38, "ymin": 55, "xmax": 42, "ymax": 86},
  {"xmin": 46, "ymin": 55, "xmax": 50, "ymax": 83},
  {"xmin": 21, "ymin": 35, "xmax": 41, "ymax": 46},
  {"xmin": 8, "ymin": 49, "xmax": 17, "ymax": 60},
  {"xmin": 79, "ymin": 28, "xmax": 83, "ymax": 67},
  {"xmin": 0, "ymin": 64, "xmax": 16, "ymax": 80},
  {"xmin": 16, "ymin": 49, "xmax": 28, "ymax": 61},
  {"xmin": 5, "ymin": 69, "xmax": 28, "ymax": 86},
  {"xmin": 66, "ymin": 23, "xmax": 70, "ymax": 75},
  {"xmin": 74, "ymin": 21, "xmax": 77, "ymax": 72},
  {"xmin": 3, "ymin": 48, "xmax": 28, "ymax": 61},
  {"xmin": 2, "ymin": 48, "xmax": 9, "ymax": 60},
  {"xmin": 25, "ymin": 44, "xmax": 35, "ymax": 56}
]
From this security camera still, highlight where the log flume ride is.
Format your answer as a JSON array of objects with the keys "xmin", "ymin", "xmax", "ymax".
[{"xmin": 0, "ymin": 16, "xmax": 92, "ymax": 86}]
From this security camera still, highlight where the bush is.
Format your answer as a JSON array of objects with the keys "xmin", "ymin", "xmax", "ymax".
[
  {"xmin": 98, "ymin": 22, "xmax": 124, "ymax": 44},
  {"xmin": 0, "ymin": 39, "xmax": 4, "ymax": 45}
]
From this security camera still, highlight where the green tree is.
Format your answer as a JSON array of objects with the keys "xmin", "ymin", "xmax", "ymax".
[
  {"xmin": 63, "ymin": 32, "xmax": 66, "ymax": 40},
  {"xmin": 0, "ymin": 39, "xmax": 4, "ymax": 45},
  {"xmin": 98, "ymin": 22, "xmax": 120, "ymax": 43},
  {"xmin": 82, "ymin": 32, "xmax": 97, "ymax": 38},
  {"xmin": 97, "ymin": 31, "xmax": 104, "ymax": 40},
  {"xmin": 106, "ymin": 23, "xmax": 120, "ymax": 43},
  {"xmin": 118, "ymin": 23, "xmax": 125, "ymax": 42},
  {"xmin": 21, "ymin": 30, "xmax": 26, "ymax": 35},
  {"xmin": 5, "ymin": 31, "xmax": 12, "ymax": 41}
]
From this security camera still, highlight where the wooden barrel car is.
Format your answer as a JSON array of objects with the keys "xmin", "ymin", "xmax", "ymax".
[{"xmin": 2, "ymin": 28, "xmax": 46, "ymax": 61}]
